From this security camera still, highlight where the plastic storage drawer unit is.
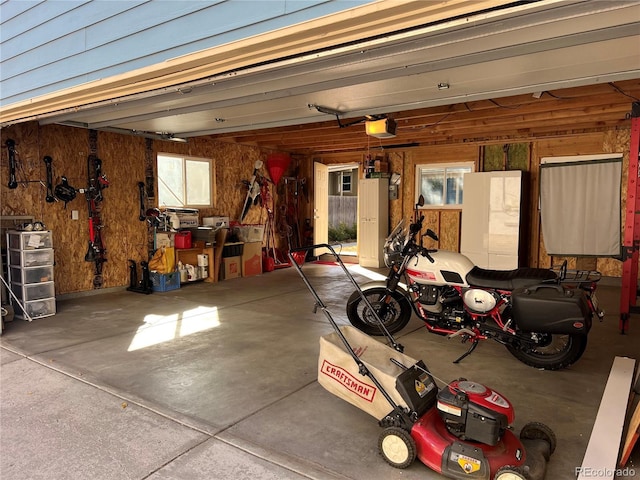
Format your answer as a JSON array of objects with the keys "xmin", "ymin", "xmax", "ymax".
[
  {"xmin": 7, "ymin": 231, "xmax": 53, "ymax": 250},
  {"xmin": 9, "ymin": 265, "xmax": 54, "ymax": 284},
  {"xmin": 11, "ymin": 281, "xmax": 56, "ymax": 302},
  {"xmin": 9, "ymin": 248, "xmax": 54, "ymax": 267},
  {"xmin": 16, "ymin": 298, "xmax": 56, "ymax": 320}
]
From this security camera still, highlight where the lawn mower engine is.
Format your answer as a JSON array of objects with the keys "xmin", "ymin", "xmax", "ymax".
[{"xmin": 436, "ymin": 379, "xmax": 514, "ymax": 446}]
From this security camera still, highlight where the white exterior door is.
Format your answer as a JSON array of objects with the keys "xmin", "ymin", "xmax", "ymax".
[{"xmin": 313, "ymin": 162, "xmax": 329, "ymax": 256}]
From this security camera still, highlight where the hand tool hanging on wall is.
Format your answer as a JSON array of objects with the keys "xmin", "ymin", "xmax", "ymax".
[
  {"xmin": 43, "ymin": 156, "xmax": 55, "ymax": 202},
  {"xmin": 84, "ymin": 154, "xmax": 109, "ymax": 289},
  {"xmin": 240, "ymin": 160, "xmax": 264, "ymax": 221},
  {"xmin": 6, "ymin": 139, "xmax": 18, "ymax": 189},
  {"xmin": 54, "ymin": 177, "xmax": 77, "ymax": 208},
  {"xmin": 137, "ymin": 181, "xmax": 146, "ymax": 221}
]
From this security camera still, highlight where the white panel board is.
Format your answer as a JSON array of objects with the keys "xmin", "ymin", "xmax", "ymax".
[
  {"xmin": 461, "ymin": 171, "xmax": 522, "ymax": 270},
  {"xmin": 577, "ymin": 356, "xmax": 636, "ymax": 480}
]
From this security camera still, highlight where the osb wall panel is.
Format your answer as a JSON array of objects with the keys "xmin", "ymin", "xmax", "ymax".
[
  {"xmin": 0, "ymin": 123, "xmax": 153, "ymax": 294},
  {"xmin": 599, "ymin": 128, "xmax": 630, "ymax": 277},
  {"xmin": 387, "ymin": 151, "xmax": 405, "ymax": 229},
  {"xmin": 95, "ymin": 131, "xmax": 148, "ymax": 292},
  {"xmin": 2, "ymin": 122, "xmax": 631, "ymax": 299},
  {"xmin": 412, "ymin": 210, "xmax": 460, "ymax": 251},
  {"xmin": 1, "ymin": 122, "xmax": 44, "ymax": 220},
  {"xmin": 440, "ymin": 210, "xmax": 461, "ymax": 251},
  {"xmin": 1, "ymin": 123, "xmax": 300, "ymax": 295},
  {"xmin": 154, "ymin": 137, "xmax": 263, "ymax": 222}
]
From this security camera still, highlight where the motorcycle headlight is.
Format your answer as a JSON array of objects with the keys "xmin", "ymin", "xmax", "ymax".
[{"xmin": 384, "ymin": 220, "xmax": 406, "ymax": 267}]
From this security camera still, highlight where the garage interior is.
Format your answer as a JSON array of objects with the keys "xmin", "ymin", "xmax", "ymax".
[{"xmin": 1, "ymin": 0, "xmax": 640, "ymax": 479}]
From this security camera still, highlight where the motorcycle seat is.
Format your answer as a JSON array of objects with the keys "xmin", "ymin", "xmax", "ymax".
[{"xmin": 466, "ymin": 266, "xmax": 557, "ymax": 290}]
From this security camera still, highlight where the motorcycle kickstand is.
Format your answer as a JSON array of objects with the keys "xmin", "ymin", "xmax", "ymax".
[{"xmin": 453, "ymin": 340, "xmax": 479, "ymax": 364}]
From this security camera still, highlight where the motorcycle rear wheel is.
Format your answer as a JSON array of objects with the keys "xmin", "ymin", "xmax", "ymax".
[
  {"xmin": 506, "ymin": 333, "xmax": 587, "ymax": 370},
  {"xmin": 346, "ymin": 287, "xmax": 411, "ymax": 335}
]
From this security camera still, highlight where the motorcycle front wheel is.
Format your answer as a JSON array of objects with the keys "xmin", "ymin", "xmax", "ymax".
[
  {"xmin": 346, "ymin": 287, "xmax": 411, "ymax": 335},
  {"xmin": 506, "ymin": 333, "xmax": 587, "ymax": 370}
]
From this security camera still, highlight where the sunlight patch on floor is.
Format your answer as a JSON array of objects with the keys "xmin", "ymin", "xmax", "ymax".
[
  {"xmin": 347, "ymin": 265, "xmax": 387, "ymax": 282},
  {"xmin": 128, "ymin": 306, "xmax": 221, "ymax": 351}
]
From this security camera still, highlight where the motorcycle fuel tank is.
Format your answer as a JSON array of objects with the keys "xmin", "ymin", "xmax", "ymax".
[{"xmin": 406, "ymin": 250, "xmax": 475, "ymax": 287}]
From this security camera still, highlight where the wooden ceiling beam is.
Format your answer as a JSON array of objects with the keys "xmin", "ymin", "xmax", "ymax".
[{"xmin": 206, "ymin": 79, "xmax": 640, "ymax": 154}]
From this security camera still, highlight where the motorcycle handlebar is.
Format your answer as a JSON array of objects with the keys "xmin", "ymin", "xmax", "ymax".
[{"xmin": 420, "ymin": 247, "xmax": 436, "ymax": 263}]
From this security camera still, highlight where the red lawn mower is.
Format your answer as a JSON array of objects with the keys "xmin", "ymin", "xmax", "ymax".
[{"xmin": 290, "ymin": 245, "xmax": 555, "ymax": 480}]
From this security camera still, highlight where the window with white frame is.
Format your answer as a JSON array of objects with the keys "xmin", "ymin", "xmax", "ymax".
[
  {"xmin": 157, "ymin": 153, "xmax": 214, "ymax": 207},
  {"xmin": 341, "ymin": 172, "xmax": 352, "ymax": 193},
  {"xmin": 415, "ymin": 162, "xmax": 474, "ymax": 207}
]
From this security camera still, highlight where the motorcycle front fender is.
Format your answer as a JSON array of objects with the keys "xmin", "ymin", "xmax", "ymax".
[{"xmin": 346, "ymin": 281, "xmax": 410, "ymax": 308}]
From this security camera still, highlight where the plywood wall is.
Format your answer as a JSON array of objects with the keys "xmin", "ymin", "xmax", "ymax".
[
  {"xmin": 1, "ymin": 122, "xmax": 299, "ymax": 295},
  {"xmin": 1, "ymin": 121, "xmax": 631, "ymax": 297},
  {"xmin": 320, "ymin": 131, "xmax": 631, "ymax": 277}
]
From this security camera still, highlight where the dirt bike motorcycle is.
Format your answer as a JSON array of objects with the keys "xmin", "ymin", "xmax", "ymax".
[{"xmin": 346, "ymin": 196, "xmax": 604, "ymax": 370}]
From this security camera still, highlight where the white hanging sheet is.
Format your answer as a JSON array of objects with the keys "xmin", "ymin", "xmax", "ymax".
[{"xmin": 540, "ymin": 155, "xmax": 622, "ymax": 256}]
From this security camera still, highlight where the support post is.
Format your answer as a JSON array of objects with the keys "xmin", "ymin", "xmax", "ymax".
[{"xmin": 620, "ymin": 102, "xmax": 640, "ymax": 333}]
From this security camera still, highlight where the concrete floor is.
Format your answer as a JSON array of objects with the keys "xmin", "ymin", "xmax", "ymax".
[{"xmin": 1, "ymin": 263, "xmax": 639, "ymax": 480}]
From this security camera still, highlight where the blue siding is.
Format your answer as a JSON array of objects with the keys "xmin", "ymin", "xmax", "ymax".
[
  {"xmin": 0, "ymin": 0, "xmax": 372, "ymax": 106},
  {"xmin": 1, "ymin": 1, "xmax": 89, "ymax": 43}
]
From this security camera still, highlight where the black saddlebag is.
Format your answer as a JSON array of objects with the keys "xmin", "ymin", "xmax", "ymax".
[{"xmin": 511, "ymin": 284, "xmax": 591, "ymax": 334}]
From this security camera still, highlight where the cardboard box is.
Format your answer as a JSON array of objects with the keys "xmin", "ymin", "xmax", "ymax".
[
  {"xmin": 155, "ymin": 232, "xmax": 174, "ymax": 248},
  {"xmin": 223, "ymin": 256, "xmax": 241, "ymax": 279},
  {"xmin": 163, "ymin": 208, "xmax": 199, "ymax": 228},
  {"xmin": 178, "ymin": 215, "xmax": 199, "ymax": 228},
  {"xmin": 241, "ymin": 242, "xmax": 262, "ymax": 277},
  {"xmin": 374, "ymin": 160, "xmax": 389, "ymax": 173},
  {"xmin": 202, "ymin": 216, "xmax": 229, "ymax": 228}
]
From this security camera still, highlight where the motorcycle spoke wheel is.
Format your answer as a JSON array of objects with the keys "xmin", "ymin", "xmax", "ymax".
[
  {"xmin": 346, "ymin": 288, "xmax": 411, "ymax": 336},
  {"xmin": 506, "ymin": 333, "xmax": 587, "ymax": 370}
]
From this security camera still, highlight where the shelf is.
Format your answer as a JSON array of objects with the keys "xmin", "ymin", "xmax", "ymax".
[{"xmin": 175, "ymin": 246, "xmax": 216, "ymax": 283}]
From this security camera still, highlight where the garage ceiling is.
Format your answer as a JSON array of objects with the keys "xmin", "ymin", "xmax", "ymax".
[{"xmin": 29, "ymin": 0, "xmax": 640, "ymax": 153}]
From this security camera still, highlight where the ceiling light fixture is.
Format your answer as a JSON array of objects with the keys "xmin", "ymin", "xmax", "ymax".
[{"xmin": 365, "ymin": 118, "xmax": 397, "ymax": 138}]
